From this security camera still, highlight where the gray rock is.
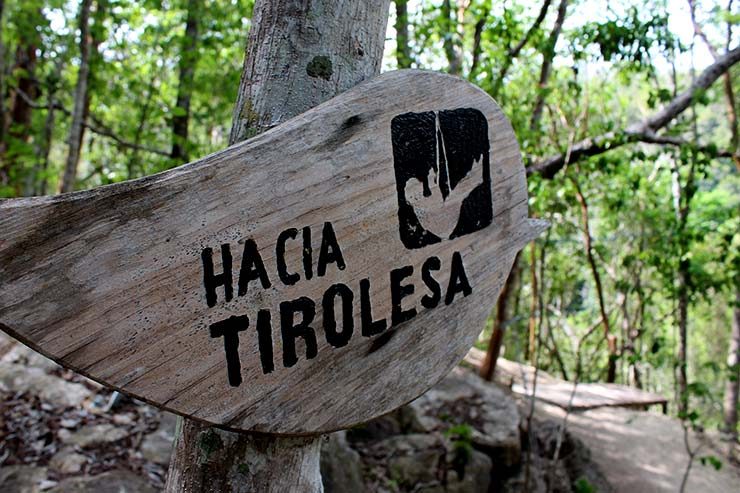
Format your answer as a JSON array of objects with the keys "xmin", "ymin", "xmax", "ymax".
[
  {"xmin": 407, "ymin": 367, "xmax": 521, "ymax": 468},
  {"xmin": 140, "ymin": 413, "xmax": 177, "ymax": 465},
  {"xmin": 48, "ymin": 470, "xmax": 155, "ymax": 493},
  {"xmin": 49, "ymin": 448, "xmax": 87, "ymax": 474},
  {"xmin": 373, "ymin": 434, "xmax": 491, "ymax": 493},
  {"xmin": 58, "ymin": 424, "xmax": 128, "ymax": 448},
  {"xmin": 1, "ymin": 344, "xmax": 59, "ymax": 372},
  {"xmin": 0, "ymin": 363, "xmax": 91, "ymax": 408},
  {"xmin": 321, "ymin": 431, "xmax": 365, "ymax": 493},
  {"xmin": 0, "ymin": 465, "xmax": 47, "ymax": 493}
]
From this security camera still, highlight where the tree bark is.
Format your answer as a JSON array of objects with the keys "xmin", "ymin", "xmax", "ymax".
[
  {"xmin": 229, "ymin": 0, "xmax": 389, "ymax": 143},
  {"xmin": 59, "ymin": 0, "xmax": 94, "ymax": 194},
  {"xmin": 165, "ymin": 419, "xmax": 322, "ymax": 493},
  {"xmin": 171, "ymin": 0, "xmax": 201, "ymax": 163},
  {"xmin": 480, "ymin": 252, "xmax": 520, "ymax": 380},
  {"xmin": 394, "ymin": 0, "xmax": 412, "ymax": 69},
  {"xmin": 166, "ymin": 1, "xmax": 390, "ymax": 491},
  {"xmin": 723, "ymin": 289, "xmax": 740, "ymax": 443}
]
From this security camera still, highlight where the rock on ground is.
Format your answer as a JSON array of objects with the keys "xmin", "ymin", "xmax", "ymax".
[
  {"xmin": 139, "ymin": 412, "xmax": 177, "ymax": 465},
  {"xmin": 0, "ymin": 465, "xmax": 48, "ymax": 493},
  {"xmin": 58, "ymin": 424, "xmax": 128, "ymax": 449},
  {"xmin": 320, "ymin": 431, "xmax": 365, "ymax": 493},
  {"xmin": 47, "ymin": 469, "xmax": 156, "ymax": 493},
  {"xmin": 372, "ymin": 434, "xmax": 491, "ymax": 493},
  {"xmin": 49, "ymin": 449, "xmax": 87, "ymax": 475},
  {"xmin": 0, "ymin": 363, "xmax": 91, "ymax": 408},
  {"xmin": 408, "ymin": 367, "xmax": 521, "ymax": 468}
]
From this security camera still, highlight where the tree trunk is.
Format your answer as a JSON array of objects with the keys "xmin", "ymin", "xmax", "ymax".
[
  {"xmin": 723, "ymin": 289, "xmax": 739, "ymax": 442},
  {"xmin": 229, "ymin": 0, "xmax": 389, "ymax": 143},
  {"xmin": 166, "ymin": 1, "xmax": 390, "ymax": 491},
  {"xmin": 171, "ymin": 0, "xmax": 201, "ymax": 163},
  {"xmin": 3, "ymin": 43, "xmax": 38, "ymax": 194},
  {"xmin": 480, "ymin": 252, "xmax": 520, "ymax": 380},
  {"xmin": 394, "ymin": 0, "xmax": 411, "ymax": 69},
  {"xmin": 165, "ymin": 419, "xmax": 322, "ymax": 492},
  {"xmin": 59, "ymin": 0, "xmax": 94, "ymax": 194}
]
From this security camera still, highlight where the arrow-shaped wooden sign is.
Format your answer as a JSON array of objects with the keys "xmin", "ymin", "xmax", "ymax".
[{"xmin": 0, "ymin": 70, "xmax": 545, "ymax": 434}]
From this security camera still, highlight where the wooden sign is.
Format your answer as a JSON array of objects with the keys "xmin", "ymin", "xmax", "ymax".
[{"xmin": 0, "ymin": 70, "xmax": 545, "ymax": 434}]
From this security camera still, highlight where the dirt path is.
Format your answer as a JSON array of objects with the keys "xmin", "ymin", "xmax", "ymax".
[{"xmin": 535, "ymin": 401, "xmax": 740, "ymax": 492}]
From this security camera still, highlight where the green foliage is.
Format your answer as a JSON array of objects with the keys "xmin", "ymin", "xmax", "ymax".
[{"xmin": 444, "ymin": 423, "xmax": 474, "ymax": 480}]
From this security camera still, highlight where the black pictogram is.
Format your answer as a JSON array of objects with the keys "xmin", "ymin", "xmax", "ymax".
[{"xmin": 391, "ymin": 108, "xmax": 492, "ymax": 250}]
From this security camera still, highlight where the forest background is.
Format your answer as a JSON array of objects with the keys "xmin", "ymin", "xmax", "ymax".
[{"xmin": 0, "ymin": 0, "xmax": 738, "ymax": 444}]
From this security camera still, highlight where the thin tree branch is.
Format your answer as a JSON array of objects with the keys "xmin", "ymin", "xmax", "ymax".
[
  {"xmin": 528, "ymin": 45, "xmax": 740, "ymax": 178},
  {"xmin": 469, "ymin": 5, "xmax": 489, "ymax": 78},
  {"xmin": 14, "ymin": 88, "xmax": 170, "ymax": 158},
  {"xmin": 491, "ymin": 0, "xmax": 553, "ymax": 98},
  {"xmin": 530, "ymin": 0, "xmax": 569, "ymax": 131}
]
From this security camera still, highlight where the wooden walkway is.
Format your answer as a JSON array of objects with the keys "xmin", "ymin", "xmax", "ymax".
[{"xmin": 464, "ymin": 348, "xmax": 668, "ymax": 413}]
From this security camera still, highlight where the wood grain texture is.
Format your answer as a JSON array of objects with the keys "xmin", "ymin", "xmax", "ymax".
[{"xmin": 0, "ymin": 69, "xmax": 546, "ymax": 434}]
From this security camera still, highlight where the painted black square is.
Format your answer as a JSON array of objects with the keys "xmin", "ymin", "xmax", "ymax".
[{"xmin": 391, "ymin": 108, "xmax": 493, "ymax": 250}]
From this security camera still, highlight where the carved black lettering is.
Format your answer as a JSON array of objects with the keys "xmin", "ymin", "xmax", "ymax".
[
  {"xmin": 323, "ymin": 283, "xmax": 354, "ymax": 348},
  {"xmin": 360, "ymin": 278, "xmax": 387, "ymax": 337},
  {"xmin": 256, "ymin": 309, "xmax": 274, "ymax": 374},
  {"xmin": 276, "ymin": 228, "xmax": 300, "ymax": 285},
  {"xmin": 317, "ymin": 221, "xmax": 346, "ymax": 276},
  {"xmin": 209, "ymin": 315, "xmax": 248, "ymax": 387},
  {"xmin": 238, "ymin": 239, "xmax": 272, "ymax": 296},
  {"xmin": 280, "ymin": 297, "xmax": 318, "ymax": 368},
  {"xmin": 445, "ymin": 251, "xmax": 472, "ymax": 305},
  {"xmin": 420, "ymin": 256, "xmax": 441, "ymax": 309},
  {"xmin": 201, "ymin": 244, "xmax": 233, "ymax": 308},
  {"xmin": 390, "ymin": 265, "xmax": 417, "ymax": 326}
]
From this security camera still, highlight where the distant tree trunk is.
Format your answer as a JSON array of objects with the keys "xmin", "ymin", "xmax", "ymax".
[
  {"xmin": 572, "ymin": 176, "xmax": 617, "ymax": 382},
  {"xmin": 128, "ymin": 31, "xmax": 162, "ymax": 178},
  {"xmin": 0, "ymin": 0, "xmax": 6, "ymax": 159},
  {"xmin": 59, "ymin": 0, "xmax": 94, "ymax": 193},
  {"xmin": 671, "ymin": 156, "xmax": 695, "ymax": 416},
  {"xmin": 394, "ymin": 0, "xmax": 412, "ymax": 68},
  {"xmin": 480, "ymin": 252, "xmax": 520, "ymax": 380},
  {"xmin": 171, "ymin": 0, "xmax": 201, "ymax": 163},
  {"xmin": 32, "ymin": 58, "xmax": 65, "ymax": 196},
  {"xmin": 441, "ymin": 0, "xmax": 463, "ymax": 75},
  {"xmin": 723, "ymin": 289, "xmax": 739, "ymax": 442},
  {"xmin": 527, "ymin": 242, "xmax": 538, "ymax": 365},
  {"xmin": 3, "ymin": 43, "xmax": 38, "ymax": 194},
  {"xmin": 530, "ymin": 0, "xmax": 568, "ymax": 131},
  {"xmin": 165, "ymin": 1, "xmax": 390, "ymax": 491}
]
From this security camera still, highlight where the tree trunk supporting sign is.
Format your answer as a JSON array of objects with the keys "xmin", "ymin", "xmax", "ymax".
[
  {"xmin": 172, "ymin": 0, "xmax": 391, "ymax": 490},
  {"xmin": 165, "ymin": 419, "xmax": 322, "ymax": 492}
]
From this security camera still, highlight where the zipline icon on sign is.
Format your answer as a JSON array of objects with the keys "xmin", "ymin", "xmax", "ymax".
[{"xmin": 391, "ymin": 107, "xmax": 493, "ymax": 250}]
